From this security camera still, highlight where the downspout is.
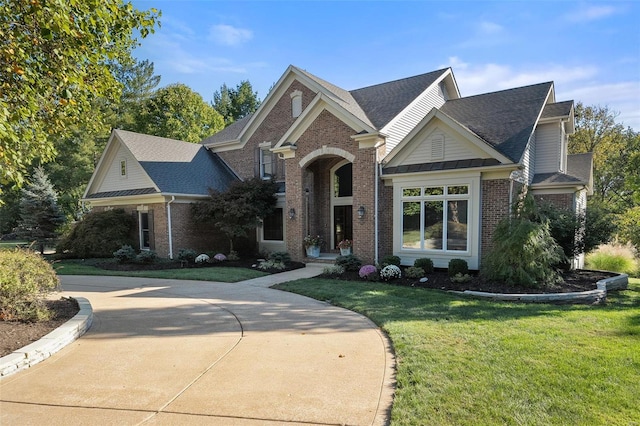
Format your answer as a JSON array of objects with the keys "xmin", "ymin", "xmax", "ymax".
[
  {"xmin": 375, "ymin": 161, "xmax": 380, "ymax": 265},
  {"xmin": 167, "ymin": 196, "xmax": 175, "ymax": 259}
]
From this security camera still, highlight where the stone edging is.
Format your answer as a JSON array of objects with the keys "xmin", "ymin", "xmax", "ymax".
[
  {"xmin": 451, "ymin": 272, "xmax": 629, "ymax": 304},
  {"xmin": 0, "ymin": 297, "xmax": 93, "ymax": 378}
]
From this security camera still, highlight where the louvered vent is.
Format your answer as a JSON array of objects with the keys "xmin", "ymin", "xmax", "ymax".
[{"xmin": 431, "ymin": 135, "xmax": 444, "ymax": 160}]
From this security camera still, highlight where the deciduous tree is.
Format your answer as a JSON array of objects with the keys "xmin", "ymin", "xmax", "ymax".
[
  {"xmin": 0, "ymin": 0, "xmax": 159, "ymax": 191},
  {"xmin": 134, "ymin": 84, "xmax": 224, "ymax": 142}
]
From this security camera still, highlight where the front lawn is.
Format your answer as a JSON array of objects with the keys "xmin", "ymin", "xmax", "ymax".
[
  {"xmin": 274, "ymin": 277, "xmax": 640, "ymax": 425},
  {"xmin": 52, "ymin": 258, "xmax": 269, "ymax": 282}
]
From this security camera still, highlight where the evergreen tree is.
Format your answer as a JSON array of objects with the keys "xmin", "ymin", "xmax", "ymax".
[
  {"xmin": 17, "ymin": 167, "xmax": 66, "ymax": 253},
  {"xmin": 213, "ymin": 80, "xmax": 261, "ymax": 125}
]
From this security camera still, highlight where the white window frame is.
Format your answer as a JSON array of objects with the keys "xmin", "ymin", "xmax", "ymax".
[
  {"xmin": 259, "ymin": 142, "xmax": 273, "ymax": 180},
  {"xmin": 120, "ymin": 158, "xmax": 127, "ymax": 178},
  {"xmin": 392, "ymin": 173, "xmax": 480, "ymax": 269}
]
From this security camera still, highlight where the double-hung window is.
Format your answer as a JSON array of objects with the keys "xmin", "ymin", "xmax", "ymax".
[
  {"xmin": 260, "ymin": 148, "xmax": 273, "ymax": 179},
  {"xmin": 401, "ymin": 185, "xmax": 469, "ymax": 252}
]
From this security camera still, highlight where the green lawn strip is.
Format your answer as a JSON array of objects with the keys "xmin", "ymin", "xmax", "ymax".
[
  {"xmin": 0, "ymin": 240, "xmax": 29, "ymax": 249},
  {"xmin": 52, "ymin": 258, "xmax": 268, "ymax": 283},
  {"xmin": 274, "ymin": 278, "xmax": 640, "ymax": 425}
]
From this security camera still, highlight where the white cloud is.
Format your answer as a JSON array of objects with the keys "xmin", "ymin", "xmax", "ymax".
[
  {"xmin": 565, "ymin": 5, "xmax": 618, "ymax": 23},
  {"xmin": 479, "ymin": 21, "xmax": 504, "ymax": 35},
  {"xmin": 209, "ymin": 24, "xmax": 253, "ymax": 46}
]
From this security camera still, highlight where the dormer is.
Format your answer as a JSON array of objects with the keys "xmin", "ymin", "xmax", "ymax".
[{"xmin": 534, "ymin": 101, "xmax": 574, "ymax": 174}]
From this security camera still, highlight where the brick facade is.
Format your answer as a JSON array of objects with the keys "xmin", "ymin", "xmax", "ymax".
[{"xmin": 480, "ymin": 179, "xmax": 513, "ymax": 259}]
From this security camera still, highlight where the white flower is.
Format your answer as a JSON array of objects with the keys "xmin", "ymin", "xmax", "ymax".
[
  {"xmin": 195, "ymin": 254, "xmax": 210, "ymax": 264},
  {"xmin": 380, "ymin": 264, "xmax": 402, "ymax": 280}
]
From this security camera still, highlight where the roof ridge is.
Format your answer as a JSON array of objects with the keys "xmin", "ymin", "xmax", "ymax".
[
  {"xmin": 447, "ymin": 81, "xmax": 553, "ymax": 102},
  {"xmin": 350, "ymin": 67, "xmax": 450, "ymax": 93}
]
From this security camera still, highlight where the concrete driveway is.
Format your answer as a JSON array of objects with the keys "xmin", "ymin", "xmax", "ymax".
[{"xmin": 0, "ymin": 270, "xmax": 394, "ymax": 425}]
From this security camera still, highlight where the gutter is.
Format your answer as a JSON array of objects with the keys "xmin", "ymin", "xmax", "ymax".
[{"xmin": 167, "ymin": 196, "xmax": 175, "ymax": 259}]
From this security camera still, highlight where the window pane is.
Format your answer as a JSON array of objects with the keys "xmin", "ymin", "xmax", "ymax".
[
  {"xmin": 447, "ymin": 200, "xmax": 468, "ymax": 251},
  {"xmin": 402, "ymin": 202, "xmax": 421, "ymax": 249},
  {"xmin": 334, "ymin": 163, "xmax": 352, "ymax": 197},
  {"xmin": 261, "ymin": 150, "xmax": 273, "ymax": 178},
  {"xmin": 403, "ymin": 188, "xmax": 421, "ymax": 197},
  {"xmin": 263, "ymin": 208, "xmax": 283, "ymax": 241},
  {"xmin": 140, "ymin": 212, "xmax": 150, "ymax": 249},
  {"xmin": 423, "ymin": 201, "xmax": 443, "ymax": 250},
  {"xmin": 424, "ymin": 187, "xmax": 444, "ymax": 196},
  {"xmin": 448, "ymin": 185, "xmax": 468, "ymax": 195}
]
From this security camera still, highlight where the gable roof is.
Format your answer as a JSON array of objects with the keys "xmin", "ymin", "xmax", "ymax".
[
  {"xmin": 541, "ymin": 100, "xmax": 573, "ymax": 120},
  {"xmin": 203, "ymin": 66, "xmax": 453, "ymax": 148},
  {"xmin": 350, "ymin": 68, "xmax": 450, "ymax": 129},
  {"xmin": 85, "ymin": 129, "xmax": 238, "ymax": 200},
  {"xmin": 440, "ymin": 82, "xmax": 553, "ymax": 163}
]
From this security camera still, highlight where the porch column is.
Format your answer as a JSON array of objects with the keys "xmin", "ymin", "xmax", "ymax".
[
  {"xmin": 284, "ymin": 158, "xmax": 306, "ymax": 262},
  {"xmin": 353, "ymin": 147, "xmax": 377, "ymax": 264}
]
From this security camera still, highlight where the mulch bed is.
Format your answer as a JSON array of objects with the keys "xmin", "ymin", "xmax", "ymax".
[
  {"xmin": 0, "ymin": 298, "xmax": 79, "ymax": 357},
  {"xmin": 320, "ymin": 268, "xmax": 618, "ymax": 294}
]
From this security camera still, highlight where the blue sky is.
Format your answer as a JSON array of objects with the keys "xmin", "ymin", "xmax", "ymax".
[{"xmin": 131, "ymin": 1, "xmax": 640, "ymax": 130}]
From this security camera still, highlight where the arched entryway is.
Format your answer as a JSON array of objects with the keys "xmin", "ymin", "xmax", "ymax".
[{"xmin": 297, "ymin": 149, "xmax": 354, "ymax": 255}]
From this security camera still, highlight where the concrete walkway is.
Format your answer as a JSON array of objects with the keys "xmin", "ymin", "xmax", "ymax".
[{"xmin": 0, "ymin": 265, "xmax": 395, "ymax": 425}]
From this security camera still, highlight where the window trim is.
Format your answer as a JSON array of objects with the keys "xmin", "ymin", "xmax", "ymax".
[{"xmin": 392, "ymin": 173, "xmax": 481, "ymax": 269}]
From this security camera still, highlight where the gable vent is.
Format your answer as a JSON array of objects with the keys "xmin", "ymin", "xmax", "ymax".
[{"xmin": 431, "ymin": 135, "xmax": 445, "ymax": 160}]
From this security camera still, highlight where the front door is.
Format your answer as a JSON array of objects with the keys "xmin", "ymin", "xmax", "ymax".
[{"xmin": 334, "ymin": 205, "xmax": 352, "ymax": 249}]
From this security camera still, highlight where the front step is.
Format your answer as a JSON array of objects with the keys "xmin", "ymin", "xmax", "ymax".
[{"xmin": 305, "ymin": 252, "xmax": 338, "ymax": 264}]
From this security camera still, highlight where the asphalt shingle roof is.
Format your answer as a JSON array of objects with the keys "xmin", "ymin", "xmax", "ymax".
[
  {"xmin": 531, "ymin": 153, "xmax": 593, "ymax": 186},
  {"xmin": 440, "ymin": 82, "xmax": 553, "ymax": 163},
  {"xmin": 350, "ymin": 68, "xmax": 449, "ymax": 129},
  {"xmin": 201, "ymin": 114, "xmax": 252, "ymax": 145},
  {"xmin": 383, "ymin": 158, "xmax": 500, "ymax": 175},
  {"xmin": 541, "ymin": 101, "xmax": 573, "ymax": 119},
  {"xmin": 114, "ymin": 129, "xmax": 238, "ymax": 196}
]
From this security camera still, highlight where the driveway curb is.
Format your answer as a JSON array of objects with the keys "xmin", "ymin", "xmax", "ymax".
[{"xmin": 0, "ymin": 297, "xmax": 93, "ymax": 378}]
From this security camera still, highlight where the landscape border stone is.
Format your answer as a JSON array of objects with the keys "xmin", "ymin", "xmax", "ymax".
[
  {"xmin": 0, "ymin": 297, "xmax": 93, "ymax": 378},
  {"xmin": 452, "ymin": 272, "xmax": 629, "ymax": 304}
]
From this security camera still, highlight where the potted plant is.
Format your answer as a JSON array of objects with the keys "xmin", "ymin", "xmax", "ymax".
[
  {"xmin": 303, "ymin": 234, "xmax": 323, "ymax": 258},
  {"xmin": 337, "ymin": 239, "xmax": 352, "ymax": 255}
]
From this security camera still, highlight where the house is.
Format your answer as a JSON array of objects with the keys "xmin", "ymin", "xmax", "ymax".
[{"xmin": 84, "ymin": 65, "xmax": 592, "ymax": 269}]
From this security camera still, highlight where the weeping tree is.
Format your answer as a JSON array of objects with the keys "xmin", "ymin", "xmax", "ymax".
[
  {"xmin": 481, "ymin": 191, "xmax": 565, "ymax": 288},
  {"xmin": 17, "ymin": 167, "xmax": 66, "ymax": 253},
  {"xmin": 192, "ymin": 178, "xmax": 278, "ymax": 253}
]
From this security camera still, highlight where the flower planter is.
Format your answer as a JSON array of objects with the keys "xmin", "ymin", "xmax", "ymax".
[
  {"xmin": 340, "ymin": 247, "xmax": 351, "ymax": 256},
  {"xmin": 306, "ymin": 245, "xmax": 320, "ymax": 258}
]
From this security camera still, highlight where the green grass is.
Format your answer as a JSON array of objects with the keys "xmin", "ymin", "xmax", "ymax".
[
  {"xmin": 0, "ymin": 240, "xmax": 28, "ymax": 249},
  {"xmin": 274, "ymin": 277, "xmax": 640, "ymax": 425},
  {"xmin": 52, "ymin": 258, "xmax": 268, "ymax": 283}
]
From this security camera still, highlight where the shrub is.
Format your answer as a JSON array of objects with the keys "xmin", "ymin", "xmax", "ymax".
[
  {"xmin": 405, "ymin": 266, "xmax": 425, "ymax": 279},
  {"xmin": 323, "ymin": 264, "xmax": 345, "ymax": 277},
  {"xmin": 258, "ymin": 260, "xmax": 286, "ymax": 271},
  {"xmin": 381, "ymin": 255, "xmax": 401, "ymax": 267},
  {"xmin": 481, "ymin": 194, "xmax": 564, "ymax": 288},
  {"xmin": 196, "ymin": 253, "xmax": 211, "ymax": 263},
  {"xmin": 586, "ymin": 243, "xmax": 638, "ymax": 275},
  {"xmin": 335, "ymin": 254, "xmax": 362, "ymax": 271},
  {"xmin": 380, "ymin": 264, "xmax": 402, "ymax": 281},
  {"xmin": 56, "ymin": 209, "xmax": 136, "ymax": 258},
  {"xmin": 136, "ymin": 250, "xmax": 157, "ymax": 264},
  {"xmin": 414, "ymin": 258, "xmax": 434, "ymax": 273},
  {"xmin": 448, "ymin": 259, "xmax": 469, "ymax": 277},
  {"xmin": 359, "ymin": 264, "xmax": 378, "ymax": 280},
  {"xmin": 450, "ymin": 273, "xmax": 472, "ymax": 283},
  {"xmin": 113, "ymin": 245, "xmax": 136, "ymax": 263},
  {"xmin": 227, "ymin": 250, "xmax": 240, "ymax": 261},
  {"xmin": 0, "ymin": 249, "xmax": 59, "ymax": 321},
  {"xmin": 177, "ymin": 248, "xmax": 197, "ymax": 264},
  {"xmin": 269, "ymin": 251, "xmax": 291, "ymax": 264},
  {"xmin": 213, "ymin": 253, "xmax": 226, "ymax": 262}
]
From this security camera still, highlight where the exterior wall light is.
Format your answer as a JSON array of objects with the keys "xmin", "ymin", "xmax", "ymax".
[
  {"xmin": 288, "ymin": 208, "xmax": 296, "ymax": 220},
  {"xmin": 357, "ymin": 206, "xmax": 365, "ymax": 219}
]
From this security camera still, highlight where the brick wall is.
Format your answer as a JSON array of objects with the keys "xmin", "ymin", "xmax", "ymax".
[
  {"xmin": 378, "ymin": 183, "xmax": 394, "ymax": 260},
  {"xmin": 480, "ymin": 179, "xmax": 512, "ymax": 259},
  {"xmin": 533, "ymin": 193, "xmax": 574, "ymax": 211},
  {"xmin": 169, "ymin": 203, "xmax": 233, "ymax": 255},
  {"xmin": 219, "ymin": 80, "xmax": 317, "ymax": 180}
]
